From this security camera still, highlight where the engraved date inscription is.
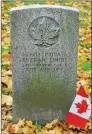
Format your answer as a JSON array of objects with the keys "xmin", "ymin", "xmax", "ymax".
[{"xmin": 20, "ymin": 52, "xmax": 67, "ymax": 72}]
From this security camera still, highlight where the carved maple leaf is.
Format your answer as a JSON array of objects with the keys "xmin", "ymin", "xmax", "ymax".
[
  {"xmin": 75, "ymin": 100, "xmax": 88, "ymax": 114},
  {"xmin": 28, "ymin": 16, "xmax": 60, "ymax": 47}
]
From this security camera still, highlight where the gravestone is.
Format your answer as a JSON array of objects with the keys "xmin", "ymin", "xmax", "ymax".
[{"xmin": 11, "ymin": 5, "xmax": 79, "ymax": 124}]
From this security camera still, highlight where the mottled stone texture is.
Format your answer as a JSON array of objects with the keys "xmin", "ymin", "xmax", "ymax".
[{"xmin": 11, "ymin": 5, "xmax": 79, "ymax": 124}]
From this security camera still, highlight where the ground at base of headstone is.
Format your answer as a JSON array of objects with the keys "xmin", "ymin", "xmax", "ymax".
[{"xmin": 1, "ymin": 96, "xmax": 92, "ymax": 134}]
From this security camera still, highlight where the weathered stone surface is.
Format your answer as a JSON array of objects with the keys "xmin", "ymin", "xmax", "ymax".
[{"xmin": 11, "ymin": 5, "xmax": 79, "ymax": 124}]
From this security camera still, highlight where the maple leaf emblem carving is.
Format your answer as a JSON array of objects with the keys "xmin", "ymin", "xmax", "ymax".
[
  {"xmin": 28, "ymin": 16, "xmax": 60, "ymax": 47},
  {"xmin": 75, "ymin": 100, "xmax": 88, "ymax": 114}
]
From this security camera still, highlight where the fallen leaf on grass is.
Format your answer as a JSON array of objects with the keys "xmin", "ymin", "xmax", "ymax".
[
  {"xmin": 17, "ymin": 118, "xmax": 25, "ymax": 127},
  {"xmin": 22, "ymin": 126, "xmax": 30, "ymax": 134},
  {"xmin": 2, "ymin": 76, "xmax": 12, "ymax": 92},
  {"xmin": 63, "ymin": 131, "xmax": 70, "ymax": 134},
  {"xmin": 2, "ymin": 95, "xmax": 12, "ymax": 105},
  {"xmin": 54, "ymin": 126, "xmax": 62, "ymax": 133},
  {"xmin": 2, "ymin": 53, "xmax": 11, "ymax": 60},
  {"xmin": 2, "ymin": 70, "xmax": 12, "ymax": 77},
  {"xmin": 5, "ymin": 114, "xmax": 12, "ymax": 122},
  {"xmin": 2, "ymin": 130, "xmax": 9, "ymax": 134},
  {"xmin": 69, "ymin": 131, "xmax": 74, "ymax": 134},
  {"xmin": 2, "ymin": 61, "xmax": 10, "ymax": 66},
  {"xmin": 45, "ymin": 1, "xmax": 57, "ymax": 5},
  {"xmin": 7, "ymin": 124, "xmax": 15, "ymax": 133},
  {"xmin": 25, "ymin": 120, "xmax": 33, "ymax": 127}
]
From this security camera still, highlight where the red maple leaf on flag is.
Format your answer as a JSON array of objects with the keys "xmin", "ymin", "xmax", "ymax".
[{"xmin": 75, "ymin": 100, "xmax": 88, "ymax": 114}]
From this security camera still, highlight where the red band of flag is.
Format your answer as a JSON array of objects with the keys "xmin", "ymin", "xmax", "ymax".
[{"xmin": 66, "ymin": 112, "xmax": 88, "ymax": 128}]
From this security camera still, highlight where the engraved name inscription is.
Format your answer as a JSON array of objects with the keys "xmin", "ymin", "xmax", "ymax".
[
  {"xmin": 28, "ymin": 16, "xmax": 60, "ymax": 47},
  {"xmin": 20, "ymin": 52, "xmax": 67, "ymax": 72}
]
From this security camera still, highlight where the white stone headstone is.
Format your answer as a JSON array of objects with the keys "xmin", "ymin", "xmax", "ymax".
[{"xmin": 11, "ymin": 5, "xmax": 79, "ymax": 124}]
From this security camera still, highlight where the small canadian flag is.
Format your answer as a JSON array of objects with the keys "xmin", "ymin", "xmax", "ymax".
[{"xmin": 66, "ymin": 85, "xmax": 91, "ymax": 128}]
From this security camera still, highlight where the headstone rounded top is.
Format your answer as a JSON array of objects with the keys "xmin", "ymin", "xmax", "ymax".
[{"xmin": 10, "ymin": 5, "xmax": 79, "ymax": 12}]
